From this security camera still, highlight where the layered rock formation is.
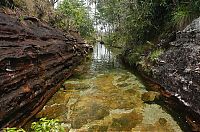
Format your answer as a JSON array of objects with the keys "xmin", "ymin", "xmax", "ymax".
[
  {"xmin": 153, "ymin": 17, "xmax": 200, "ymax": 130},
  {"xmin": 0, "ymin": 12, "xmax": 91, "ymax": 128}
]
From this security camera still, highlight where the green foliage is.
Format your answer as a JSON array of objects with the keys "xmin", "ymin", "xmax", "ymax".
[
  {"xmin": 31, "ymin": 118, "xmax": 65, "ymax": 132},
  {"xmin": 103, "ymin": 32, "xmax": 126, "ymax": 47},
  {"xmin": 57, "ymin": 0, "xmax": 94, "ymax": 38},
  {"xmin": 172, "ymin": 1, "xmax": 200, "ymax": 30},
  {"xmin": 96, "ymin": 0, "xmax": 200, "ymax": 47},
  {"xmin": 3, "ymin": 118, "xmax": 65, "ymax": 132},
  {"xmin": 95, "ymin": 0, "xmax": 171, "ymax": 46},
  {"xmin": 148, "ymin": 49, "xmax": 164, "ymax": 62},
  {"xmin": 3, "ymin": 128, "xmax": 25, "ymax": 132}
]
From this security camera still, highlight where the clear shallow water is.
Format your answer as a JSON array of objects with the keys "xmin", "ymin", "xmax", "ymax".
[{"xmin": 36, "ymin": 43, "xmax": 182, "ymax": 131}]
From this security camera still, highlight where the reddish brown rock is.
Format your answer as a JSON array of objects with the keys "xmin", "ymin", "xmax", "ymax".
[{"xmin": 0, "ymin": 12, "xmax": 91, "ymax": 128}]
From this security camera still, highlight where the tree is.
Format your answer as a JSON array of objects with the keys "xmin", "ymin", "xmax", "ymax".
[{"xmin": 57, "ymin": 0, "xmax": 95, "ymax": 38}]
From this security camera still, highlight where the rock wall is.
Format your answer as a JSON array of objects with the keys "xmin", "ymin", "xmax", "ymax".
[
  {"xmin": 153, "ymin": 17, "xmax": 200, "ymax": 130},
  {"xmin": 0, "ymin": 12, "xmax": 91, "ymax": 128}
]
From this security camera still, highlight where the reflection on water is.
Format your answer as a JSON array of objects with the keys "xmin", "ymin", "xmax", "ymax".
[
  {"xmin": 35, "ymin": 43, "xmax": 183, "ymax": 131},
  {"xmin": 93, "ymin": 43, "xmax": 112, "ymax": 61},
  {"xmin": 90, "ymin": 43, "xmax": 121, "ymax": 73}
]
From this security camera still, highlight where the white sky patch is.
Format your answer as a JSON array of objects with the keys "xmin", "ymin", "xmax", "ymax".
[{"xmin": 54, "ymin": 0, "xmax": 63, "ymax": 8}]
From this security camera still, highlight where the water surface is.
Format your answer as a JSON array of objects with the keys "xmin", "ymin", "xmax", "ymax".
[{"xmin": 36, "ymin": 43, "xmax": 182, "ymax": 131}]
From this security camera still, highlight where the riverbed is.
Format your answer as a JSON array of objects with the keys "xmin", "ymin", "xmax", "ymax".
[{"xmin": 36, "ymin": 43, "xmax": 183, "ymax": 131}]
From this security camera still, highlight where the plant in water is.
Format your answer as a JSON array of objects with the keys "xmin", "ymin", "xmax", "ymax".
[
  {"xmin": 3, "ymin": 128, "xmax": 25, "ymax": 132},
  {"xmin": 3, "ymin": 118, "xmax": 65, "ymax": 132},
  {"xmin": 31, "ymin": 118, "xmax": 65, "ymax": 132}
]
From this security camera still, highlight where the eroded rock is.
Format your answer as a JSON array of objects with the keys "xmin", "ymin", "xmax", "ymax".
[{"xmin": 0, "ymin": 12, "xmax": 91, "ymax": 128}]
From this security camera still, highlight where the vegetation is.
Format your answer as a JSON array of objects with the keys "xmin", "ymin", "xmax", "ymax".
[
  {"xmin": 31, "ymin": 118, "xmax": 65, "ymax": 132},
  {"xmin": 85, "ymin": 0, "xmax": 200, "ymax": 72},
  {"xmin": 148, "ymin": 49, "xmax": 164, "ymax": 62},
  {"xmin": 4, "ymin": 118, "xmax": 65, "ymax": 132},
  {"xmin": 94, "ymin": 0, "xmax": 200, "ymax": 46},
  {"xmin": 4, "ymin": 128, "xmax": 25, "ymax": 132},
  {"xmin": 0, "ymin": 0, "xmax": 95, "ymax": 42},
  {"xmin": 57, "ymin": 0, "xmax": 95, "ymax": 39}
]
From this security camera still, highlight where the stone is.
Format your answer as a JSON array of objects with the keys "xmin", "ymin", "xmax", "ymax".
[
  {"xmin": 109, "ymin": 111, "xmax": 143, "ymax": 131},
  {"xmin": 141, "ymin": 91, "xmax": 160, "ymax": 102},
  {"xmin": 71, "ymin": 103, "xmax": 110, "ymax": 129}
]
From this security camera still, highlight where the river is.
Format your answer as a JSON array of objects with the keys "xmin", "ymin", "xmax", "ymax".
[{"xmin": 35, "ymin": 43, "xmax": 183, "ymax": 131}]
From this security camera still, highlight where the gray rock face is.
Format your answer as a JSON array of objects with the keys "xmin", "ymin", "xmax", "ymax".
[
  {"xmin": 183, "ymin": 17, "xmax": 200, "ymax": 32},
  {"xmin": 153, "ymin": 17, "xmax": 200, "ymax": 127}
]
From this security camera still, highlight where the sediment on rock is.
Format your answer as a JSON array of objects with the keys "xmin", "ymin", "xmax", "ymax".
[{"xmin": 0, "ymin": 12, "xmax": 92, "ymax": 129}]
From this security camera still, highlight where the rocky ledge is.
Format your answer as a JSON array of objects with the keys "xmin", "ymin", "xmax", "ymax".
[
  {"xmin": 152, "ymin": 17, "xmax": 200, "ymax": 131},
  {"xmin": 0, "ymin": 12, "xmax": 92, "ymax": 128}
]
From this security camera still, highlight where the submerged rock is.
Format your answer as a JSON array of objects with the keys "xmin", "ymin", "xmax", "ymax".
[
  {"xmin": 141, "ymin": 91, "xmax": 160, "ymax": 102},
  {"xmin": 153, "ymin": 17, "xmax": 200, "ymax": 130},
  {"xmin": 0, "ymin": 12, "xmax": 91, "ymax": 128},
  {"xmin": 109, "ymin": 111, "xmax": 143, "ymax": 131}
]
